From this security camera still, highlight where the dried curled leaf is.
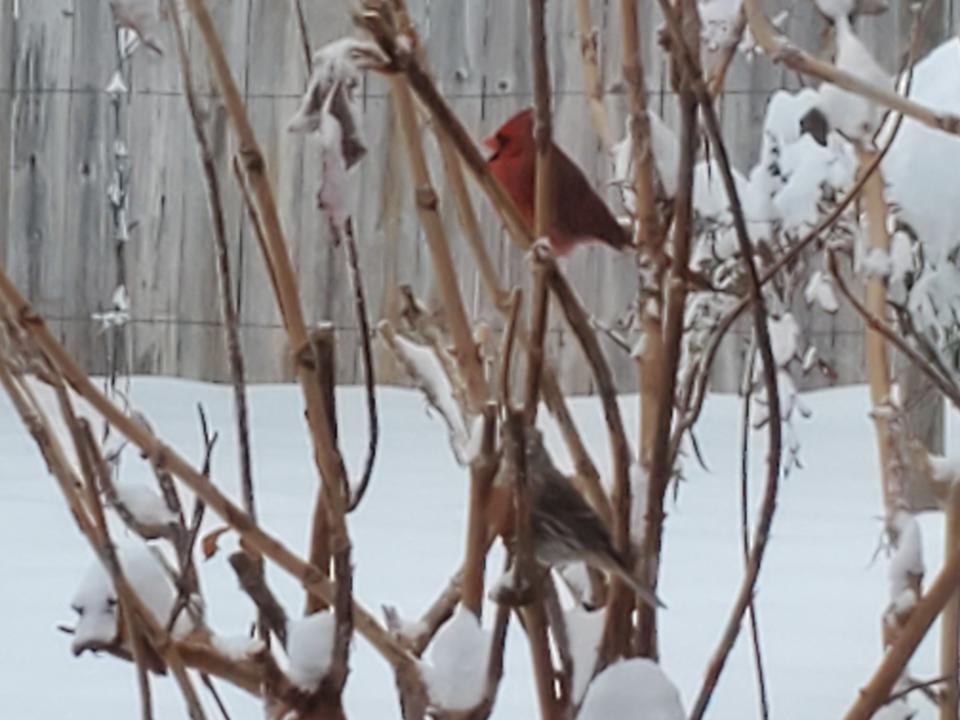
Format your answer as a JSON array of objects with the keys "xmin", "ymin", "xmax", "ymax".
[
  {"xmin": 288, "ymin": 38, "xmax": 386, "ymax": 169},
  {"xmin": 202, "ymin": 525, "xmax": 231, "ymax": 560}
]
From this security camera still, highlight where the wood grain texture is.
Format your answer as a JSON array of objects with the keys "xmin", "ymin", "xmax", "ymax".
[{"xmin": 0, "ymin": 0, "xmax": 940, "ymax": 393}]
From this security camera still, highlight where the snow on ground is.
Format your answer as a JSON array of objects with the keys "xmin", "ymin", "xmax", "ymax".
[{"xmin": 0, "ymin": 377, "xmax": 955, "ymax": 718}]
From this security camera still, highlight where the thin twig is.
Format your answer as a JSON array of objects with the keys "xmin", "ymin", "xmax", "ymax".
[
  {"xmin": 291, "ymin": 0, "xmax": 313, "ymax": 76},
  {"xmin": 620, "ymin": 0, "xmax": 663, "ymax": 252},
  {"xmin": 387, "ymin": 20, "xmax": 489, "ymax": 413},
  {"xmin": 462, "ymin": 404, "xmax": 499, "ymax": 617},
  {"xmin": 181, "ymin": 3, "xmax": 354, "ymax": 603},
  {"xmin": 523, "ymin": 245, "xmax": 550, "ymax": 426},
  {"xmin": 634, "ymin": 1, "xmax": 699, "ymax": 659},
  {"xmin": 166, "ymin": 0, "xmax": 263, "ymax": 644},
  {"xmin": 229, "ymin": 551, "xmax": 289, "ymax": 649},
  {"xmin": 499, "ymin": 289, "xmax": 523, "ymax": 409},
  {"xmin": 886, "ymin": 675, "xmax": 950, "ymax": 707},
  {"xmin": 338, "ymin": 219, "xmax": 379, "ymax": 512},
  {"xmin": 652, "ymin": 0, "xmax": 783, "ymax": 713},
  {"xmin": 525, "ymin": 0, "xmax": 552, "ymax": 429},
  {"xmin": 575, "ymin": 0, "xmax": 613, "ymax": 150},
  {"xmin": 738, "ymin": 339, "xmax": 771, "ymax": 720},
  {"xmin": 827, "ymin": 252, "xmax": 960, "ymax": 410}
]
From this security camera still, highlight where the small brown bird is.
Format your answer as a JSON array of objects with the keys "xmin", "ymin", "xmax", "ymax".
[
  {"xmin": 521, "ymin": 428, "xmax": 664, "ymax": 610},
  {"xmin": 485, "ymin": 108, "xmax": 631, "ymax": 256}
]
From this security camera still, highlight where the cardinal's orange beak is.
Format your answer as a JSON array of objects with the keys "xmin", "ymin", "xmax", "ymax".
[{"xmin": 482, "ymin": 134, "xmax": 499, "ymax": 160}]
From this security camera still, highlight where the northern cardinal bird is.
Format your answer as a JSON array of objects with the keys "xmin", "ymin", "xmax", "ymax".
[{"xmin": 485, "ymin": 108, "xmax": 630, "ymax": 256}]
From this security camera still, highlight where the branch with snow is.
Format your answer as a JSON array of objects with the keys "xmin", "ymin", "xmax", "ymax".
[{"xmin": 378, "ymin": 320, "xmax": 481, "ymax": 466}]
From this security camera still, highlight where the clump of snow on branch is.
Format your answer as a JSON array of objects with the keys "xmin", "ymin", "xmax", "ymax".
[
  {"xmin": 380, "ymin": 326, "xmax": 479, "ymax": 465},
  {"xmin": 112, "ymin": 479, "xmax": 177, "ymax": 527},
  {"xmin": 885, "ymin": 40, "xmax": 960, "ymax": 264},
  {"xmin": 804, "ymin": 270, "xmax": 839, "ymax": 313},
  {"xmin": 212, "ymin": 634, "xmax": 266, "ymax": 662},
  {"xmin": 92, "ymin": 285, "xmax": 130, "ymax": 332},
  {"xmin": 421, "ymin": 606, "xmax": 491, "ymax": 712},
  {"xmin": 751, "ymin": 88, "xmax": 856, "ymax": 236},
  {"xmin": 928, "ymin": 453, "xmax": 960, "ymax": 484},
  {"xmin": 579, "ymin": 658, "xmax": 684, "ymax": 720},
  {"xmin": 768, "ymin": 313, "xmax": 801, "ymax": 368},
  {"xmin": 882, "ymin": 34, "xmax": 960, "ymax": 366},
  {"xmin": 886, "ymin": 511, "xmax": 924, "ymax": 619},
  {"xmin": 816, "ymin": 18, "xmax": 890, "ymax": 142},
  {"xmin": 70, "ymin": 543, "xmax": 196, "ymax": 654},
  {"xmin": 611, "ymin": 109, "xmax": 679, "ymax": 215},
  {"xmin": 285, "ymin": 611, "xmax": 336, "ymax": 691}
]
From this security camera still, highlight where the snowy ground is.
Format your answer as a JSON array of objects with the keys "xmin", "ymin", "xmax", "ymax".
[{"xmin": 0, "ymin": 377, "xmax": 955, "ymax": 718}]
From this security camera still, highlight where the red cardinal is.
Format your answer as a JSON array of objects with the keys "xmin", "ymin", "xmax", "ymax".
[{"xmin": 485, "ymin": 108, "xmax": 630, "ymax": 256}]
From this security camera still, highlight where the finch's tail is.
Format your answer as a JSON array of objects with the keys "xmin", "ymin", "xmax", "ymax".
[{"xmin": 592, "ymin": 553, "xmax": 666, "ymax": 610}]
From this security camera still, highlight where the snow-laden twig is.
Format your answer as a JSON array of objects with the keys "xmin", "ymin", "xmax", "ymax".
[
  {"xmin": 379, "ymin": 321, "xmax": 479, "ymax": 465},
  {"xmin": 167, "ymin": 0, "xmax": 257, "ymax": 534},
  {"xmin": 670, "ymin": 96, "xmax": 912, "ymax": 464},
  {"xmin": 743, "ymin": 0, "xmax": 960, "ymax": 137},
  {"xmin": 828, "ymin": 251, "xmax": 960, "ymax": 410}
]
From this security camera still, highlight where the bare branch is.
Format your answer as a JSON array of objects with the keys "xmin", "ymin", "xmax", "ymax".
[{"xmin": 228, "ymin": 551, "xmax": 289, "ymax": 649}]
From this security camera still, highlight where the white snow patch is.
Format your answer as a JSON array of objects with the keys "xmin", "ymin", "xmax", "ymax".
[
  {"xmin": 889, "ymin": 511, "xmax": 924, "ymax": 601},
  {"xmin": 768, "ymin": 313, "xmax": 800, "ymax": 367},
  {"xmin": 612, "ymin": 110, "xmax": 680, "ymax": 214},
  {"xmin": 422, "ymin": 606, "xmax": 490, "ymax": 712},
  {"xmin": 817, "ymin": 18, "xmax": 890, "ymax": 141},
  {"xmin": 929, "ymin": 454, "xmax": 960, "ymax": 484},
  {"xmin": 884, "ymin": 39, "xmax": 960, "ymax": 265},
  {"xmin": 213, "ymin": 634, "xmax": 266, "ymax": 662},
  {"xmin": 112, "ymin": 480, "xmax": 176, "ymax": 527},
  {"xmin": 287, "ymin": 611, "xmax": 337, "ymax": 692},
  {"xmin": 804, "ymin": 271, "xmax": 839, "ymax": 314},
  {"xmin": 70, "ymin": 543, "xmax": 194, "ymax": 654},
  {"xmin": 862, "ymin": 247, "xmax": 891, "ymax": 279},
  {"xmin": 580, "ymin": 658, "xmax": 684, "ymax": 720}
]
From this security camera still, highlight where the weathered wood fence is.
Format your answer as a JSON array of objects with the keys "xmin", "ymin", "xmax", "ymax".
[{"xmin": 0, "ymin": 0, "xmax": 955, "ymax": 393}]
